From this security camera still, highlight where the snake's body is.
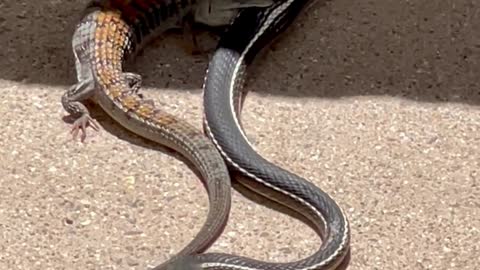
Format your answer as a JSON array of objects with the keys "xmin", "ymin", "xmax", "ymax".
[{"xmin": 197, "ymin": 1, "xmax": 351, "ymax": 269}]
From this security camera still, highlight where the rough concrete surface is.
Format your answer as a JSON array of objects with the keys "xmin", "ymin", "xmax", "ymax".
[{"xmin": 0, "ymin": 0, "xmax": 479, "ymax": 269}]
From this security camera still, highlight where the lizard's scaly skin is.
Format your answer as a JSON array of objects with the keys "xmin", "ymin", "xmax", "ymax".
[{"xmin": 62, "ymin": 1, "xmax": 231, "ymax": 269}]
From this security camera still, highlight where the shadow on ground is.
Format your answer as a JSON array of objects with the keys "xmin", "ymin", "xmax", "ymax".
[{"xmin": 0, "ymin": 0, "xmax": 479, "ymax": 105}]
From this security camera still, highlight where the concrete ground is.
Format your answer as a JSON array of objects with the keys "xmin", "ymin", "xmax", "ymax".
[{"xmin": 0, "ymin": 0, "xmax": 479, "ymax": 269}]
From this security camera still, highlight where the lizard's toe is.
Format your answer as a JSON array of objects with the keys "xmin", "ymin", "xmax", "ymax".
[{"xmin": 71, "ymin": 115, "xmax": 99, "ymax": 142}]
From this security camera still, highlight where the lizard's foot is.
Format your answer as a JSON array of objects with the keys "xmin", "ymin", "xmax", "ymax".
[
  {"xmin": 70, "ymin": 114, "xmax": 100, "ymax": 142},
  {"xmin": 122, "ymin": 72, "xmax": 145, "ymax": 98},
  {"xmin": 123, "ymin": 72, "xmax": 142, "ymax": 94}
]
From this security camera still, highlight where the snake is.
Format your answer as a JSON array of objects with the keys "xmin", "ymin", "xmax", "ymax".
[{"xmin": 177, "ymin": 0, "xmax": 351, "ymax": 269}]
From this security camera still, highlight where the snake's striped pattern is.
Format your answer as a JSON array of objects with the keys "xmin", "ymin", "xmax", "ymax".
[{"xmin": 195, "ymin": 1, "xmax": 351, "ymax": 269}]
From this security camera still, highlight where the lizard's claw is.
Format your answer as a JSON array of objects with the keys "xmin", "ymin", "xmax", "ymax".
[{"xmin": 71, "ymin": 114, "xmax": 100, "ymax": 142}]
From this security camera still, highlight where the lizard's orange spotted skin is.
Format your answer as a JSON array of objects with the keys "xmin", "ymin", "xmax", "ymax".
[
  {"xmin": 93, "ymin": 11, "xmax": 128, "ymax": 82},
  {"xmin": 87, "ymin": 1, "xmax": 199, "ymax": 128}
]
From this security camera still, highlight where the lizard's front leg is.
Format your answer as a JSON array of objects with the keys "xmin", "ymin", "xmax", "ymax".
[{"xmin": 61, "ymin": 78, "xmax": 99, "ymax": 142}]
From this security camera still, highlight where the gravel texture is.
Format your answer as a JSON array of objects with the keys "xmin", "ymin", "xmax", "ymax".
[{"xmin": 0, "ymin": 0, "xmax": 479, "ymax": 269}]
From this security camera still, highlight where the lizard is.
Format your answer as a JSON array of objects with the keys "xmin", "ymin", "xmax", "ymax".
[{"xmin": 60, "ymin": 0, "xmax": 257, "ymax": 268}]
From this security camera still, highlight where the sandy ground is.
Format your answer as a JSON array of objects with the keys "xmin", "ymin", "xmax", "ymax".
[{"xmin": 0, "ymin": 0, "xmax": 479, "ymax": 269}]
